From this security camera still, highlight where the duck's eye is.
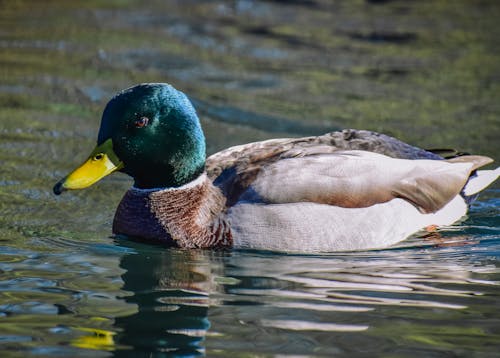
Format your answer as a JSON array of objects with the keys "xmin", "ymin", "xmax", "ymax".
[
  {"xmin": 134, "ymin": 116, "xmax": 149, "ymax": 128},
  {"xmin": 93, "ymin": 153, "xmax": 104, "ymax": 161}
]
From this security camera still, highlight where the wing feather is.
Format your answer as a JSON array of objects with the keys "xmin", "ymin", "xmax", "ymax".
[{"xmin": 206, "ymin": 130, "xmax": 493, "ymax": 212}]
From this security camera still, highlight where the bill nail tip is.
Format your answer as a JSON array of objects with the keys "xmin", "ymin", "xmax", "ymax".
[{"xmin": 53, "ymin": 182, "xmax": 64, "ymax": 195}]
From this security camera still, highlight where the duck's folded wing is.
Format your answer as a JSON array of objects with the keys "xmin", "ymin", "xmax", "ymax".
[
  {"xmin": 206, "ymin": 129, "xmax": 442, "ymax": 180},
  {"xmin": 231, "ymin": 151, "xmax": 493, "ymax": 214}
]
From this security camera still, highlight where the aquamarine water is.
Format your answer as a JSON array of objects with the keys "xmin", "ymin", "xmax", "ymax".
[{"xmin": 1, "ymin": 1, "xmax": 499, "ymax": 356}]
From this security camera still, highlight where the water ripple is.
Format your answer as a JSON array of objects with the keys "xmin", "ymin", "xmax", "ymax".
[{"xmin": 261, "ymin": 319, "xmax": 369, "ymax": 332}]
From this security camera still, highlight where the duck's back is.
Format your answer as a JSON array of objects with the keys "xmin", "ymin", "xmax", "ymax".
[{"xmin": 207, "ymin": 129, "xmax": 442, "ymax": 177}]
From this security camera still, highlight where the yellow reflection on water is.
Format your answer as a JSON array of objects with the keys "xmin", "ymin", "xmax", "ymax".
[{"xmin": 71, "ymin": 326, "xmax": 116, "ymax": 351}]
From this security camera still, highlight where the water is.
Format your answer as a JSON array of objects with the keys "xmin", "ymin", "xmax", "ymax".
[{"xmin": 1, "ymin": 0, "xmax": 500, "ymax": 356}]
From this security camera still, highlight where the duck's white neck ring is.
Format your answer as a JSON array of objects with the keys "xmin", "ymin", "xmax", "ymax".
[{"xmin": 130, "ymin": 172, "xmax": 207, "ymax": 194}]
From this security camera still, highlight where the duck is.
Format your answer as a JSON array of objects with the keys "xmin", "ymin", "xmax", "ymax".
[{"xmin": 53, "ymin": 83, "xmax": 499, "ymax": 252}]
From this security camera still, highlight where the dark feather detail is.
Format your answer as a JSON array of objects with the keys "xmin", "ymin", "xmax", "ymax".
[
  {"xmin": 426, "ymin": 148, "xmax": 471, "ymax": 159},
  {"xmin": 113, "ymin": 190, "xmax": 175, "ymax": 244}
]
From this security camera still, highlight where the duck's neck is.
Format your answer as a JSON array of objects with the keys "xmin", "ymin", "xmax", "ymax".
[{"xmin": 113, "ymin": 173, "xmax": 232, "ymax": 248}]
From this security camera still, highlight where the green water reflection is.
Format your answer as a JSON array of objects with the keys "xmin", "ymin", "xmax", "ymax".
[{"xmin": 1, "ymin": 0, "xmax": 500, "ymax": 357}]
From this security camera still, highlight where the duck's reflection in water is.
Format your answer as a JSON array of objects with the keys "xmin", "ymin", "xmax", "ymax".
[
  {"xmin": 113, "ymin": 241, "xmax": 222, "ymax": 357},
  {"xmin": 109, "ymin": 235, "xmax": 498, "ymax": 356}
]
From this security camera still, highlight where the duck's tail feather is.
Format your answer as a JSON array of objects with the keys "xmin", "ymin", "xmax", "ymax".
[{"xmin": 463, "ymin": 167, "xmax": 500, "ymax": 196}]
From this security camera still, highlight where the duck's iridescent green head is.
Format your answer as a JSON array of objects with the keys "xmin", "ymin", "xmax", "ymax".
[{"xmin": 54, "ymin": 83, "xmax": 206, "ymax": 194}]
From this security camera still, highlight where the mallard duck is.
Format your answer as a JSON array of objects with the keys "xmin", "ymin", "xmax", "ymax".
[{"xmin": 53, "ymin": 83, "xmax": 499, "ymax": 252}]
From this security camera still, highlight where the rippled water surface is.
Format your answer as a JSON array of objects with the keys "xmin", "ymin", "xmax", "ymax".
[{"xmin": 1, "ymin": 1, "xmax": 500, "ymax": 357}]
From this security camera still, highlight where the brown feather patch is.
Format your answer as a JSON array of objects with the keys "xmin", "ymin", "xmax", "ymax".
[{"xmin": 113, "ymin": 175, "xmax": 232, "ymax": 248}]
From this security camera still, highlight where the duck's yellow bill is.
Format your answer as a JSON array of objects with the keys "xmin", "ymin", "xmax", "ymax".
[{"xmin": 53, "ymin": 139, "xmax": 123, "ymax": 195}]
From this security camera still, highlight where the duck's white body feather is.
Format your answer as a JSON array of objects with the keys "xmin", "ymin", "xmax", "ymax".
[
  {"xmin": 463, "ymin": 168, "xmax": 500, "ymax": 196},
  {"xmin": 227, "ymin": 196, "xmax": 467, "ymax": 252},
  {"xmin": 224, "ymin": 151, "xmax": 498, "ymax": 252}
]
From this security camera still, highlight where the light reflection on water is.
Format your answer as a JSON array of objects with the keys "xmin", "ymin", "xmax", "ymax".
[{"xmin": 1, "ymin": 0, "xmax": 500, "ymax": 356}]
